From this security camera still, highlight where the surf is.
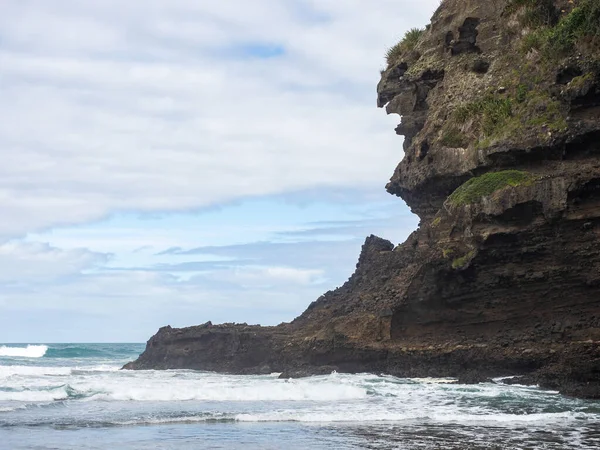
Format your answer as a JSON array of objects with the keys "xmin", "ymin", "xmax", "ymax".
[{"xmin": 0, "ymin": 345, "xmax": 48, "ymax": 358}]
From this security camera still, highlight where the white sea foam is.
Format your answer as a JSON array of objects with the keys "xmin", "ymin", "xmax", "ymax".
[
  {"xmin": 84, "ymin": 376, "xmax": 368, "ymax": 402},
  {"xmin": 411, "ymin": 377, "xmax": 457, "ymax": 384},
  {"xmin": 0, "ymin": 365, "xmax": 121, "ymax": 381},
  {"xmin": 70, "ymin": 365, "xmax": 121, "ymax": 374},
  {"xmin": 1, "ymin": 363, "xmax": 598, "ymax": 439},
  {"xmin": 112, "ymin": 415, "xmax": 233, "ymax": 426},
  {"xmin": 0, "ymin": 365, "xmax": 71, "ymax": 379},
  {"xmin": 0, "ymin": 406, "xmax": 18, "ymax": 412},
  {"xmin": 0, "ymin": 345, "xmax": 48, "ymax": 358},
  {"xmin": 234, "ymin": 409, "xmax": 592, "ymax": 425},
  {"xmin": 0, "ymin": 387, "xmax": 69, "ymax": 402}
]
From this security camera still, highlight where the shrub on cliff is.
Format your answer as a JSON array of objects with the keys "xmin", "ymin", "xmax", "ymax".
[
  {"xmin": 506, "ymin": 0, "xmax": 558, "ymax": 28},
  {"xmin": 549, "ymin": 0, "xmax": 600, "ymax": 53},
  {"xmin": 454, "ymin": 94, "xmax": 513, "ymax": 138},
  {"xmin": 385, "ymin": 28, "xmax": 424, "ymax": 65},
  {"xmin": 515, "ymin": 0, "xmax": 600, "ymax": 56},
  {"xmin": 448, "ymin": 170, "xmax": 538, "ymax": 206}
]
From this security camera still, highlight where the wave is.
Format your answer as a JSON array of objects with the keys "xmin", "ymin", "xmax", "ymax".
[
  {"xmin": 2, "ymin": 408, "xmax": 593, "ymax": 428},
  {"xmin": 0, "ymin": 345, "xmax": 48, "ymax": 358},
  {"xmin": 45, "ymin": 346, "xmax": 111, "ymax": 359},
  {"xmin": 234, "ymin": 410, "xmax": 593, "ymax": 425},
  {"xmin": 0, "ymin": 343, "xmax": 144, "ymax": 361},
  {"xmin": 0, "ymin": 385, "xmax": 70, "ymax": 402},
  {"xmin": 0, "ymin": 371, "xmax": 367, "ymax": 403},
  {"xmin": 2, "ymin": 369, "xmax": 598, "ymax": 430},
  {"xmin": 0, "ymin": 382, "xmax": 364, "ymax": 403},
  {"xmin": 0, "ymin": 365, "xmax": 120, "ymax": 379},
  {"xmin": 85, "ymin": 378, "xmax": 368, "ymax": 402}
]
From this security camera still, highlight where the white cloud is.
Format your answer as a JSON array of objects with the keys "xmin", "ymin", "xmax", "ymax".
[
  {"xmin": 0, "ymin": 241, "xmax": 108, "ymax": 283},
  {"xmin": 0, "ymin": 1, "xmax": 437, "ymax": 340},
  {"xmin": 0, "ymin": 0, "xmax": 438, "ymax": 239},
  {"xmin": 218, "ymin": 266, "xmax": 325, "ymax": 287}
]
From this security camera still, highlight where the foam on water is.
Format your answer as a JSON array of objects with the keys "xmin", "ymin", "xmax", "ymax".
[
  {"xmin": 0, "ymin": 407, "xmax": 18, "ymax": 413},
  {"xmin": 86, "ymin": 378, "xmax": 368, "ymax": 402},
  {"xmin": 0, "ymin": 365, "xmax": 72, "ymax": 378},
  {"xmin": 0, "ymin": 387, "xmax": 69, "ymax": 402},
  {"xmin": 234, "ymin": 409, "xmax": 593, "ymax": 425},
  {"xmin": 0, "ymin": 345, "xmax": 48, "ymax": 358},
  {"xmin": 1, "ymin": 344, "xmax": 599, "ymax": 449}
]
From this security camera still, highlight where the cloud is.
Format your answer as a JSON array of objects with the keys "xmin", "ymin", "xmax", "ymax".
[
  {"xmin": 162, "ymin": 239, "xmax": 364, "ymax": 270},
  {"xmin": 0, "ymin": 1, "xmax": 439, "ymax": 340},
  {"xmin": 0, "ymin": 0, "xmax": 438, "ymax": 239},
  {"xmin": 0, "ymin": 241, "xmax": 108, "ymax": 283},
  {"xmin": 204, "ymin": 266, "xmax": 325, "ymax": 287}
]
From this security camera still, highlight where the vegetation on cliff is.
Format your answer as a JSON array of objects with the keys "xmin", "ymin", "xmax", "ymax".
[
  {"xmin": 451, "ymin": 250, "xmax": 475, "ymax": 269},
  {"xmin": 515, "ymin": 0, "xmax": 600, "ymax": 56},
  {"xmin": 385, "ymin": 28, "xmax": 425, "ymax": 65},
  {"xmin": 448, "ymin": 170, "xmax": 539, "ymax": 206}
]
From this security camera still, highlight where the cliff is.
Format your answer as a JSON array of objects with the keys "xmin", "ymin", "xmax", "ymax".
[{"xmin": 124, "ymin": 0, "xmax": 600, "ymax": 398}]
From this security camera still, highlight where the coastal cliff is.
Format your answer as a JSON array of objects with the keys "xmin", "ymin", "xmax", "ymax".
[{"xmin": 124, "ymin": 0, "xmax": 600, "ymax": 398}]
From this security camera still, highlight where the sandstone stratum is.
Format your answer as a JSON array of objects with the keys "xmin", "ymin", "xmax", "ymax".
[{"xmin": 124, "ymin": 0, "xmax": 600, "ymax": 398}]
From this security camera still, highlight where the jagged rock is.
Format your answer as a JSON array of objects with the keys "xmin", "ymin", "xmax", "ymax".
[{"xmin": 125, "ymin": 0, "xmax": 600, "ymax": 399}]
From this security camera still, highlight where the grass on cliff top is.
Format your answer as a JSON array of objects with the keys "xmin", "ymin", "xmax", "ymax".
[
  {"xmin": 513, "ymin": 0, "xmax": 600, "ymax": 56},
  {"xmin": 448, "ymin": 170, "xmax": 538, "ymax": 206},
  {"xmin": 385, "ymin": 28, "xmax": 425, "ymax": 66}
]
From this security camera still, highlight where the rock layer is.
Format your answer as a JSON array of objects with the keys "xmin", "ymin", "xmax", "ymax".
[{"xmin": 125, "ymin": 0, "xmax": 600, "ymax": 398}]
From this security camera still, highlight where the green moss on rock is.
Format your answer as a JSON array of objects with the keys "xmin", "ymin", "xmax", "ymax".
[
  {"xmin": 448, "ymin": 170, "xmax": 538, "ymax": 206},
  {"xmin": 452, "ymin": 251, "xmax": 475, "ymax": 269},
  {"xmin": 442, "ymin": 248, "xmax": 454, "ymax": 259}
]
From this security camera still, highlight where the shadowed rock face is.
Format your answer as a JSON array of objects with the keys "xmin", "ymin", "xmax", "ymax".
[{"xmin": 125, "ymin": 0, "xmax": 600, "ymax": 399}]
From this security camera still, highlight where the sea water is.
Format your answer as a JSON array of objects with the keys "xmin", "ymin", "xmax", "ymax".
[{"xmin": 1, "ymin": 343, "xmax": 599, "ymax": 449}]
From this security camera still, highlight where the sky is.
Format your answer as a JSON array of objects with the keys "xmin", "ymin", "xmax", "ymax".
[{"xmin": 0, "ymin": 0, "xmax": 438, "ymax": 342}]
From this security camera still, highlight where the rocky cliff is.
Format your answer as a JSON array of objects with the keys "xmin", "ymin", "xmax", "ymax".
[{"xmin": 124, "ymin": 0, "xmax": 600, "ymax": 398}]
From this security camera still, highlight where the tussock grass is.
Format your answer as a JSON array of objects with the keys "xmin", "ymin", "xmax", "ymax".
[
  {"xmin": 454, "ymin": 95, "xmax": 513, "ymax": 138},
  {"xmin": 385, "ymin": 28, "xmax": 425, "ymax": 65}
]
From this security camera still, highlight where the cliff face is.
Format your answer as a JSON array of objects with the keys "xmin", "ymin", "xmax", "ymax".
[{"xmin": 125, "ymin": 0, "xmax": 600, "ymax": 398}]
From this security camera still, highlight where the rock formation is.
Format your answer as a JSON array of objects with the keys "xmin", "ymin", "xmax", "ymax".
[{"xmin": 124, "ymin": 0, "xmax": 600, "ymax": 398}]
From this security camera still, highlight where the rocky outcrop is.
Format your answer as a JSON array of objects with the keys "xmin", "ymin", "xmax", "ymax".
[{"xmin": 125, "ymin": 0, "xmax": 600, "ymax": 399}]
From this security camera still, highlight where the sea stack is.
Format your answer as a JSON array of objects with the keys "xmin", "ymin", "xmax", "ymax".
[{"xmin": 124, "ymin": 0, "xmax": 600, "ymax": 398}]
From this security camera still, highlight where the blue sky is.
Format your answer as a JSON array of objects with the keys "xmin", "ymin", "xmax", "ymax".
[{"xmin": 0, "ymin": 0, "xmax": 437, "ymax": 342}]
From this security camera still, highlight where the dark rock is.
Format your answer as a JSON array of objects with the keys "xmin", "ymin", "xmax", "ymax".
[
  {"xmin": 451, "ymin": 17, "xmax": 481, "ymax": 56},
  {"xmin": 471, "ymin": 58, "xmax": 490, "ymax": 74}
]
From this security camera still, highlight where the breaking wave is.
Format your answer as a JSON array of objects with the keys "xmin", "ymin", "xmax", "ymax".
[
  {"xmin": 1, "ymin": 343, "xmax": 599, "ymax": 449},
  {"xmin": 0, "ymin": 345, "xmax": 48, "ymax": 358}
]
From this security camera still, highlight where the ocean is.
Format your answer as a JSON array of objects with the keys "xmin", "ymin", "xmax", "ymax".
[{"xmin": 0, "ymin": 343, "xmax": 599, "ymax": 449}]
